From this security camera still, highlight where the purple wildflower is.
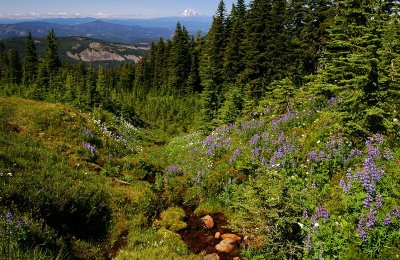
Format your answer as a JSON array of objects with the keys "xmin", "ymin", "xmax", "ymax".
[
  {"xmin": 374, "ymin": 134, "xmax": 384, "ymax": 144},
  {"xmin": 82, "ymin": 142, "xmax": 96, "ymax": 157},
  {"xmin": 383, "ymin": 149, "xmax": 395, "ymax": 161},
  {"xmin": 393, "ymin": 207, "xmax": 400, "ymax": 218},
  {"xmin": 357, "ymin": 215, "xmax": 367, "ymax": 242},
  {"xmin": 306, "ymin": 232, "xmax": 312, "ymax": 252},
  {"xmin": 165, "ymin": 165, "xmax": 180, "ymax": 174},
  {"xmin": 252, "ymin": 148, "xmax": 261, "ymax": 160},
  {"xmin": 303, "ymin": 209, "xmax": 309, "ymax": 218},
  {"xmin": 309, "ymin": 151, "xmax": 319, "ymax": 162},
  {"xmin": 249, "ymin": 134, "xmax": 261, "ymax": 147},
  {"xmin": 229, "ymin": 149, "xmax": 241, "ymax": 164},
  {"xmin": 340, "ymin": 178, "xmax": 348, "ymax": 194},
  {"xmin": 312, "ymin": 205, "xmax": 330, "ymax": 223},
  {"xmin": 376, "ymin": 194, "xmax": 383, "ymax": 208},
  {"xmin": 383, "ymin": 214, "xmax": 392, "ymax": 225},
  {"xmin": 327, "ymin": 96, "xmax": 338, "ymax": 105},
  {"xmin": 366, "ymin": 209, "xmax": 377, "ymax": 230},
  {"xmin": 6, "ymin": 212, "xmax": 13, "ymax": 224},
  {"xmin": 319, "ymin": 151, "xmax": 325, "ymax": 161},
  {"xmin": 363, "ymin": 194, "xmax": 373, "ymax": 208}
]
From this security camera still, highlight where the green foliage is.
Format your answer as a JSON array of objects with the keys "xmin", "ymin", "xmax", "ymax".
[
  {"xmin": 116, "ymin": 228, "xmax": 199, "ymax": 260},
  {"xmin": 157, "ymin": 207, "xmax": 187, "ymax": 232}
]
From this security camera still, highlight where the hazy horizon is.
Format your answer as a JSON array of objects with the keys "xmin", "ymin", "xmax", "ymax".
[{"xmin": 0, "ymin": 0, "xmax": 250, "ymax": 20}]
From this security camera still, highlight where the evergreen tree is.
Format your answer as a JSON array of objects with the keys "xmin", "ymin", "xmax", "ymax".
[
  {"xmin": 200, "ymin": 0, "xmax": 227, "ymax": 124},
  {"xmin": 23, "ymin": 32, "xmax": 38, "ymax": 85},
  {"xmin": 311, "ymin": 0, "xmax": 385, "ymax": 134},
  {"xmin": 153, "ymin": 38, "xmax": 167, "ymax": 90},
  {"xmin": 186, "ymin": 36, "xmax": 201, "ymax": 93},
  {"xmin": 378, "ymin": 3, "xmax": 400, "ymax": 132},
  {"xmin": 223, "ymin": 0, "xmax": 247, "ymax": 82},
  {"xmin": 7, "ymin": 49, "xmax": 22, "ymax": 85},
  {"xmin": 167, "ymin": 23, "xmax": 191, "ymax": 93},
  {"xmin": 35, "ymin": 60, "xmax": 49, "ymax": 100},
  {"xmin": 241, "ymin": 0, "xmax": 273, "ymax": 83},
  {"xmin": 0, "ymin": 42, "xmax": 6, "ymax": 84},
  {"xmin": 45, "ymin": 30, "xmax": 61, "ymax": 75},
  {"xmin": 97, "ymin": 66, "xmax": 112, "ymax": 109}
]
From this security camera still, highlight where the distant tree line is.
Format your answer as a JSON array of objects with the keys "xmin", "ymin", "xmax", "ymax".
[{"xmin": 0, "ymin": 0, "xmax": 399, "ymax": 135}]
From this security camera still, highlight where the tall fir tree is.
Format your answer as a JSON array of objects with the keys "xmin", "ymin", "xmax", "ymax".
[
  {"xmin": 0, "ymin": 42, "xmax": 6, "ymax": 84},
  {"xmin": 167, "ymin": 23, "xmax": 191, "ymax": 93},
  {"xmin": 7, "ymin": 49, "xmax": 22, "ymax": 85},
  {"xmin": 311, "ymin": 0, "xmax": 385, "ymax": 134},
  {"xmin": 200, "ymin": 0, "xmax": 227, "ymax": 125},
  {"xmin": 45, "ymin": 30, "xmax": 61, "ymax": 75},
  {"xmin": 23, "ymin": 32, "xmax": 38, "ymax": 85},
  {"xmin": 223, "ymin": 0, "xmax": 247, "ymax": 83}
]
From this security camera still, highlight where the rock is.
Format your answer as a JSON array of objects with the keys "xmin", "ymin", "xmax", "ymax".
[
  {"xmin": 201, "ymin": 215, "xmax": 214, "ymax": 228},
  {"xmin": 233, "ymin": 257, "xmax": 240, "ymax": 260},
  {"xmin": 215, "ymin": 231, "xmax": 221, "ymax": 238},
  {"xmin": 204, "ymin": 253, "xmax": 220, "ymax": 260},
  {"xmin": 221, "ymin": 233, "xmax": 241, "ymax": 243},
  {"xmin": 215, "ymin": 238, "xmax": 236, "ymax": 254}
]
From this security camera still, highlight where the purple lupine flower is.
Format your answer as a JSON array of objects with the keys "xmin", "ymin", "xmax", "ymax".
[
  {"xmin": 277, "ymin": 131, "xmax": 285, "ymax": 144},
  {"xmin": 306, "ymin": 232, "xmax": 312, "ymax": 252},
  {"xmin": 361, "ymin": 172, "xmax": 375, "ymax": 194},
  {"xmin": 312, "ymin": 205, "xmax": 330, "ymax": 223},
  {"xmin": 319, "ymin": 151, "xmax": 325, "ymax": 161},
  {"xmin": 203, "ymin": 135, "xmax": 214, "ymax": 146},
  {"xmin": 383, "ymin": 149, "xmax": 395, "ymax": 161},
  {"xmin": 376, "ymin": 194, "xmax": 383, "ymax": 208},
  {"xmin": 252, "ymin": 148, "xmax": 261, "ymax": 160},
  {"xmin": 260, "ymin": 157, "xmax": 268, "ymax": 167},
  {"xmin": 357, "ymin": 215, "xmax": 367, "ymax": 242},
  {"xmin": 15, "ymin": 220, "xmax": 25, "ymax": 228},
  {"xmin": 366, "ymin": 209, "xmax": 377, "ymax": 230},
  {"xmin": 249, "ymin": 134, "xmax": 261, "ymax": 147},
  {"xmin": 165, "ymin": 164, "xmax": 180, "ymax": 174},
  {"xmin": 363, "ymin": 194, "xmax": 373, "ymax": 208},
  {"xmin": 349, "ymin": 149, "xmax": 363, "ymax": 158},
  {"xmin": 383, "ymin": 214, "xmax": 392, "ymax": 225},
  {"xmin": 6, "ymin": 212, "xmax": 13, "ymax": 224},
  {"xmin": 309, "ymin": 151, "xmax": 319, "ymax": 162},
  {"xmin": 82, "ymin": 142, "xmax": 96, "ymax": 156},
  {"xmin": 354, "ymin": 171, "xmax": 363, "ymax": 180},
  {"xmin": 229, "ymin": 149, "xmax": 241, "ymax": 164},
  {"xmin": 303, "ymin": 209, "xmax": 309, "ymax": 218},
  {"xmin": 340, "ymin": 178, "xmax": 348, "ymax": 194},
  {"xmin": 374, "ymin": 134, "xmax": 384, "ymax": 144},
  {"xmin": 393, "ymin": 207, "xmax": 400, "ymax": 218},
  {"xmin": 327, "ymin": 96, "xmax": 338, "ymax": 105}
]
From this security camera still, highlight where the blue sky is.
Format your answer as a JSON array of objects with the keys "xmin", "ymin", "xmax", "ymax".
[{"xmin": 0, "ymin": 0, "xmax": 250, "ymax": 19}]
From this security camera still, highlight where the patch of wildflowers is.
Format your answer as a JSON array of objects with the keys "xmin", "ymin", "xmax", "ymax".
[{"xmin": 82, "ymin": 141, "xmax": 96, "ymax": 157}]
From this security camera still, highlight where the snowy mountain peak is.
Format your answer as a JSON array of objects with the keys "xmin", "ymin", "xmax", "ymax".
[{"xmin": 178, "ymin": 9, "xmax": 201, "ymax": 17}]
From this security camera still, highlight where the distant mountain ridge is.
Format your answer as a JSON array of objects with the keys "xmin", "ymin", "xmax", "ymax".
[
  {"xmin": 1, "ymin": 36, "xmax": 149, "ymax": 67},
  {"xmin": 0, "ymin": 15, "xmax": 213, "ymax": 43},
  {"xmin": 0, "ymin": 20, "xmax": 172, "ymax": 43}
]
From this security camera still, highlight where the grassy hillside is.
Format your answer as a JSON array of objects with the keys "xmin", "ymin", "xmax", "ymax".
[
  {"xmin": 0, "ymin": 97, "xmax": 198, "ymax": 259},
  {"xmin": 1, "ymin": 95, "xmax": 400, "ymax": 259},
  {"xmin": 1, "ymin": 36, "xmax": 149, "ymax": 67}
]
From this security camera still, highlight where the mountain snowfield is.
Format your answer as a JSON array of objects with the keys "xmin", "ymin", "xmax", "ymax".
[{"xmin": 178, "ymin": 9, "xmax": 201, "ymax": 17}]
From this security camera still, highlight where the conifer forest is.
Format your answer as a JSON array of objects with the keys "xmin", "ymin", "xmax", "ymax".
[{"xmin": 0, "ymin": 0, "xmax": 400, "ymax": 259}]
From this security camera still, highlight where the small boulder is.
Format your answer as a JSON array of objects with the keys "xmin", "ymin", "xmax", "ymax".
[
  {"xmin": 204, "ymin": 253, "xmax": 220, "ymax": 260},
  {"xmin": 221, "ymin": 233, "xmax": 241, "ymax": 243},
  {"xmin": 201, "ymin": 215, "xmax": 214, "ymax": 228},
  {"xmin": 215, "ymin": 238, "xmax": 236, "ymax": 253},
  {"xmin": 215, "ymin": 231, "xmax": 221, "ymax": 238}
]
